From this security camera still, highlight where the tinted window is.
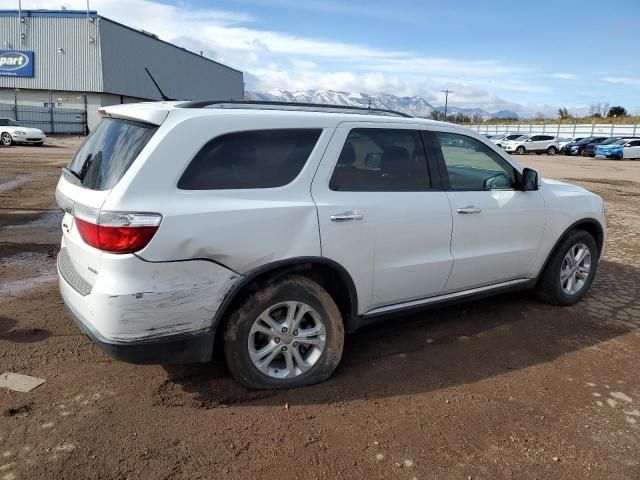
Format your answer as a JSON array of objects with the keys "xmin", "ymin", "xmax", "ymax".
[
  {"xmin": 179, "ymin": 129, "xmax": 321, "ymax": 190},
  {"xmin": 67, "ymin": 118, "xmax": 157, "ymax": 191},
  {"xmin": 628, "ymin": 140, "xmax": 640, "ymax": 147},
  {"xmin": 434, "ymin": 132, "xmax": 516, "ymax": 190},
  {"xmin": 541, "ymin": 135, "xmax": 555, "ymax": 141},
  {"xmin": 330, "ymin": 129, "xmax": 429, "ymax": 191},
  {"xmin": 0, "ymin": 119, "xmax": 19, "ymax": 126}
]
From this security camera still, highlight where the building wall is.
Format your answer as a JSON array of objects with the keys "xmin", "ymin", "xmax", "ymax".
[
  {"xmin": 99, "ymin": 19, "xmax": 244, "ymax": 101},
  {"xmin": 0, "ymin": 89, "xmax": 148, "ymax": 131},
  {"xmin": 0, "ymin": 13, "xmax": 103, "ymax": 92}
]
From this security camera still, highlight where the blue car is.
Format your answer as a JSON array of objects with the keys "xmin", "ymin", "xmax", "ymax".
[{"xmin": 595, "ymin": 138, "xmax": 640, "ymax": 160}]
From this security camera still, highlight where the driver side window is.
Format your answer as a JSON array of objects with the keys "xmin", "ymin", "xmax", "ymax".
[{"xmin": 434, "ymin": 132, "xmax": 516, "ymax": 190}]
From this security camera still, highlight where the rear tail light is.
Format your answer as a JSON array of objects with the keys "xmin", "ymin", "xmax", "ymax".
[{"xmin": 70, "ymin": 202, "xmax": 162, "ymax": 254}]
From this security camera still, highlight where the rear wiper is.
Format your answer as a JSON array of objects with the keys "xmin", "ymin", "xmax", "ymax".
[{"xmin": 63, "ymin": 167, "xmax": 82, "ymax": 182}]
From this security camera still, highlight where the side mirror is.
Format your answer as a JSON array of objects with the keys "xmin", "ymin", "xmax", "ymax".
[{"xmin": 522, "ymin": 167, "xmax": 539, "ymax": 191}]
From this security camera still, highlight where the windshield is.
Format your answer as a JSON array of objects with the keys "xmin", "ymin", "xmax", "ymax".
[
  {"xmin": 0, "ymin": 119, "xmax": 20, "ymax": 126},
  {"xmin": 67, "ymin": 118, "xmax": 157, "ymax": 191},
  {"xmin": 513, "ymin": 135, "xmax": 529, "ymax": 141},
  {"xmin": 575, "ymin": 137, "xmax": 595, "ymax": 145},
  {"xmin": 611, "ymin": 139, "xmax": 627, "ymax": 145},
  {"xmin": 600, "ymin": 138, "xmax": 621, "ymax": 145}
]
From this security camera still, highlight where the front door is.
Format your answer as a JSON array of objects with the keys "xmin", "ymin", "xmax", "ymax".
[
  {"xmin": 311, "ymin": 123, "xmax": 454, "ymax": 313},
  {"xmin": 427, "ymin": 129, "xmax": 547, "ymax": 292}
]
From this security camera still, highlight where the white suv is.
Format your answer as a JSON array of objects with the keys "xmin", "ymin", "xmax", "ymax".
[
  {"xmin": 56, "ymin": 101, "xmax": 606, "ymax": 389},
  {"xmin": 503, "ymin": 134, "xmax": 559, "ymax": 155}
]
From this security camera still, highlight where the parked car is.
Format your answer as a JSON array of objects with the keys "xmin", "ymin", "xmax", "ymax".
[
  {"xmin": 0, "ymin": 118, "xmax": 46, "ymax": 146},
  {"xmin": 56, "ymin": 101, "xmax": 606, "ymax": 389},
  {"xmin": 558, "ymin": 137, "xmax": 584, "ymax": 150},
  {"xmin": 560, "ymin": 136, "xmax": 608, "ymax": 156},
  {"xmin": 581, "ymin": 137, "xmax": 621, "ymax": 157},
  {"xmin": 492, "ymin": 133, "xmax": 527, "ymax": 148},
  {"xmin": 502, "ymin": 134, "xmax": 560, "ymax": 155},
  {"xmin": 595, "ymin": 138, "xmax": 640, "ymax": 160}
]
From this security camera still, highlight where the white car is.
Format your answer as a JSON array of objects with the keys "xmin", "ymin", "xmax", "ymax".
[
  {"xmin": 0, "ymin": 118, "xmax": 46, "ymax": 146},
  {"xmin": 56, "ymin": 101, "xmax": 606, "ymax": 389},
  {"xmin": 503, "ymin": 134, "xmax": 559, "ymax": 155},
  {"xmin": 492, "ymin": 133, "xmax": 529, "ymax": 148}
]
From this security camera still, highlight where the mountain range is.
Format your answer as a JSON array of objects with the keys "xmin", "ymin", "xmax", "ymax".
[{"xmin": 246, "ymin": 89, "xmax": 520, "ymax": 119}]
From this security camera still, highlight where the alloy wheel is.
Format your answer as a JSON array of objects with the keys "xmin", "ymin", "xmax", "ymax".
[
  {"xmin": 1, "ymin": 133, "xmax": 12, "ymax": 146},
  {"xmin": 248, "ymin": 301, "xmax": 326, "ymax": 379},
  {"xmin": 560, "ymin": 243, "xmax": 592, "ymax": 295}
]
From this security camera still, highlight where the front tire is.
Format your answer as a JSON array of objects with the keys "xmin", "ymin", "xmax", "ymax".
[
  {"xmin": 1, "ymin": 133, "xmax": 12, "ymax": 146},
  {"xmin": 515, "ymin": 146, "xmax": 526, "ymax": 155},
  {"xmin": 224, "ymin": 275, "xmax": 344, "ymax": 389},
  {"xmin": 535, "ymin": 229, "xmax": 598, "ymax": 306}
]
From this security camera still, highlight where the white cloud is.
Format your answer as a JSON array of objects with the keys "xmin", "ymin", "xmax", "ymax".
[
  {"xmin": 552, "ymin": 73, "xmax": 577, "ymax": 80},
  {"xmin": 21, "ymin": 0, "xmax": 593, "ymax": 114},
  {"xmin": 604, "ymin": 76, "xmax": 640, "ymax": 85}
]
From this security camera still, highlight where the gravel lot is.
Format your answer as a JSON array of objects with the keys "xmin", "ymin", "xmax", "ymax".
[{"xmin": 1, "ymin": 137, "xmax": 639, "ymax": 479}]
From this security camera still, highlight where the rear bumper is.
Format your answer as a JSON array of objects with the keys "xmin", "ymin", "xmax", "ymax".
[
  {"xmin": 63, "ymin": 296, "xmax": 213, "ymax": 364},
  {"xmin": 57, "ymin": 246, "xmax": 240, "ymax": 364}
]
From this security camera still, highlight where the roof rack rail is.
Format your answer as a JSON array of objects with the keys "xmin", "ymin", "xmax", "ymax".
[{"xmin": 177, "ymin": 100, "xmax": 413, "ymax": 118}]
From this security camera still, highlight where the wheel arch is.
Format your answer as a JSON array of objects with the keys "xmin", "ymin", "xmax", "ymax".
[
  {"xmin": 537, "ymin": 217, "xmax": 604, "ymax": 280},
  {"xmin": 211, "ymin": 257, "xmax": 359, "ymax": 356}
]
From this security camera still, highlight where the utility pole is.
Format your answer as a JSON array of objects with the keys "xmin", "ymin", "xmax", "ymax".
[{"xmin": 441, "ymin": 89, "xmax": 453, "ymax": 119}]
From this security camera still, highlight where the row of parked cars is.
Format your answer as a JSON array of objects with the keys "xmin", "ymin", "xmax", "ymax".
[{"xmin": 482, "ymin": 133, "xmax": 640, "ymax": 159}]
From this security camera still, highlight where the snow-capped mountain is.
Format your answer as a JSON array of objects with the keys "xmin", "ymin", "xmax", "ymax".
[
  {"xmin": 247, "ymin": 89, "xmax": 520, "ymax": 119},
  {"xmin": 247, "ymin": 89, "xmax": 434, "ymax": 117}
]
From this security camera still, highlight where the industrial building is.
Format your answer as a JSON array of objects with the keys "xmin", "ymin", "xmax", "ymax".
[{"xmin": 0, "ymin": 9, "xmax": 244, "ymax": 133}]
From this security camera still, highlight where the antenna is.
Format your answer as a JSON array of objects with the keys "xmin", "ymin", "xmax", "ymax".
[{"xmin": 144, "ymin": 67, "xmax": 174, "ymax": 101}]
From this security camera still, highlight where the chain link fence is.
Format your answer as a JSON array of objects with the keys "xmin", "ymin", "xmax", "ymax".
[{"xmin": 0, "ymin": 102, "xmax": 87, "ymax": 134}]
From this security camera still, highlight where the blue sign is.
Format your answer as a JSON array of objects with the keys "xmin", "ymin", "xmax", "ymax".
[{"xmin": 0, "ymin": 50, "xmax": 34, "ymax": 77}]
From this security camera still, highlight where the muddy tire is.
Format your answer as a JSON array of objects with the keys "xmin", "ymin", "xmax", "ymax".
[
  {"xmin": 224, "ymin": 275, "xmax": 344, "ymax": 390},
  {"xmin": 535, "ymin": 229, "xmax": 598, "ymax": 306}
]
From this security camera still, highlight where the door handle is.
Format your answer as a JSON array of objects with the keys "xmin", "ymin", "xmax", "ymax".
[
  {"xmin": 330, "ymin": 212, "xmax": 364, "ymax": 222},
  {"xmin": 457, "ymin": 206, "xmax": 482, "ymax": 215}
]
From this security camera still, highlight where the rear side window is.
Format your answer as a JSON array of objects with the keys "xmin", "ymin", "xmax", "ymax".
[
  {"xmin": 178, "ymin": 129, "xmax": 321, "ymax": 190},
  {"xmin": 330, "ymin": 128, "xmax": 430, "ymax": 191},
  {"xmin": 67, "ymin": 118, "xmax": 157, "ymax": 191}
]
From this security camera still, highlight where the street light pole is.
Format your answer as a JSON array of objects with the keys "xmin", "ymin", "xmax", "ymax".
[{"xmin": 441, "ymin": 89, "xmax": 453, "ymax": 119}]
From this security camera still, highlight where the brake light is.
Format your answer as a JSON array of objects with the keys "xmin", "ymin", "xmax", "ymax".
[{"xmin": 73, "ymin": 204, "xmax": 162, "ymax": 254}]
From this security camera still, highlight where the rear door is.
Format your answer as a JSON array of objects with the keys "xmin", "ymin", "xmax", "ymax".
[
  {"xmin": 426, "ymin": 128, "xmax": 546, "ymax": 292},
  {"xmin": 312, "ymin": 122, "xmax": 453, "ymax": 313}
]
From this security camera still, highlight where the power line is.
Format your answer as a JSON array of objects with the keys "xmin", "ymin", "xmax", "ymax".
[{"xmin": 441, "ymin": 89, "xmax": 453, "ymax": 119}]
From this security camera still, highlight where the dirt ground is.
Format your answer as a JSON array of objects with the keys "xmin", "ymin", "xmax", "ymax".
[{"xmin": 1, "ymin": 137, "xmax": 639, "ymax": 480}]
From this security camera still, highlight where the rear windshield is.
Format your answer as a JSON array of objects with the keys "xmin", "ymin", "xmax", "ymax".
[{"xmin": 66, "ymin": 118, "xmax": 157, "ymax": 191}]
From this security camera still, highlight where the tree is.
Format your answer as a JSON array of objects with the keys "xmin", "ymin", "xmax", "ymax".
[
  {"xmin": 558, "ymin": 107, "xmax": 570, "ymax": 120},
  {"xmin": 607, "ymin": 105, "xmax": 628, "ymax": 117}
]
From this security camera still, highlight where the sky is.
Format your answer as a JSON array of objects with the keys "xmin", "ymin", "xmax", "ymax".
[{"xmin": 15, "ymin": 0, "xmax": 640, "ymax": 115}]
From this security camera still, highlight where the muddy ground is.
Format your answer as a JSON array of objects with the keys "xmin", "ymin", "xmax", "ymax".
[{"xmin": 0, "ymin": 137, "xmax": 639, "ymax": 479}]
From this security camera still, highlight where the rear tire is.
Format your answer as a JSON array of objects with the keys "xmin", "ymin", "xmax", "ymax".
[
  {"xmin": 224, "ymin": 275, "xmax": 344, "ymax": 390},
  {"xmin": 547, "ymin": 146, "xmax": 557, "ymax": 155},
  {"xmin": 1, "ymin": 133, "xmax": 12, "ymax": 146},
  {"xmin": 515, "ymin": 146, "xmax": 526, "ymax": 155},
  {"xmin": 535, "ymin": 229, "xmax": 598, "ymax": 306}
]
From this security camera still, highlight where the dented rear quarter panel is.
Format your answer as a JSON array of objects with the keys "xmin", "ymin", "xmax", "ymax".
[{"xmin": 103, "ymin": 110, "xmax": 336, "ymax": 274}]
